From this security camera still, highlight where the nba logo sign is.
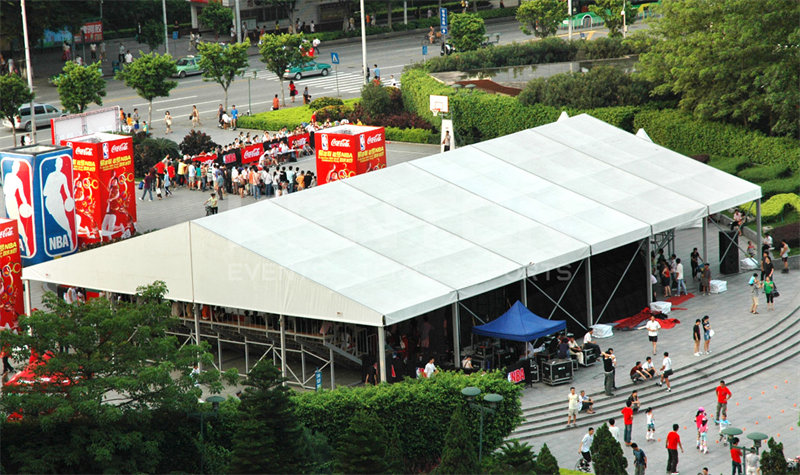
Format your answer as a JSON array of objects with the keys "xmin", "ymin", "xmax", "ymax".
[
  {"xmin": 321, "ymin": 134, "xmax": 329, "ymax": 151},
  {"xmin": 359, "ymin": 134, "xmax": 366, "ymax": 151},
  {"xmin": 102, "ymin": 142, "xmax": 110, "ymax": 159},
  {"xmin": 38, "ymin": 154, "xmax": 78, "ymax": 257},
  {"xmin": 0, "ymin": 158, "xmax": 36, "ymax": 258}
]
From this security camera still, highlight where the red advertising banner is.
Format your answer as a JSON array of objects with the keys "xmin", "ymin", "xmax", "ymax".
[
  {"xmin": 0, "ymin": 219, "xmax": 23, "ymax": 331},
  {"xmin": 61, "ymin": 134, "xmax": 137, "ymax": 246},
  {"xmin": 288, "ymin": 133, "xmax": 310, "ymax": 149},
  {"xmin": 98, "ymin": 137, "xmax": 136, "ymax": 241},
  {"xmin": 315, "ymin": 126, "xmax": 386, "ymax": 185},
  {"xmin": 83, "ymin": 21, "xmax": 103, "ymax": 43},
  {"xmin": 241, "ymin": 143, "xmax": 263, "ymax": 164}
]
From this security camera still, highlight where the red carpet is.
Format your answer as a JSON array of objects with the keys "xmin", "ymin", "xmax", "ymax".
[
  {"xmin": 613, "ymin": 307, "xmax": 681, "ymax": 330},
  {"xmin": 665, "ymin": 293, "xmax": 695, "ymax": 306}
]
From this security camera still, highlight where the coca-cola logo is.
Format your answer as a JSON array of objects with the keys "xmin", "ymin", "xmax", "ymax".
[
  {"xmin": 330, "ymin": 138, "xmax": 350, "ymax": 148},
  {"xmin": 366, "ymin": 133, "xmax": 383, "ymax": 145},
  {"xmin": 0, "ymin": 227, "xmax": 15, "ymax": 239},
  {"xmin": 74, "ymin": 146, "xmax": 94, "ymax": 156},
  {"xmin": 110, "ymin": 142, "xmax": 128, "ymax": 153},
  {"xmin": 243, "ymin": 147, "xmax": 261, "ymax": 159}
]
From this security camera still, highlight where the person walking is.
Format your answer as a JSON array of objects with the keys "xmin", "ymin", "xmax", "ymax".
[
  {"xmin": 715, "ymin": 380, "xmax": 732, "ymax": 421},
  {"xmin": 731, "ymin": 438, "xmax": 743, "ymax": 474},
  {"xmin": 289, "ymin": 80, "xmax": 298, "ymax": 103},
  {"xmin": 442, "ymin": 130, "xmax": 451, "ymax": 152},
  {"xmin": 645, "ymin": 407, "xmax": 656, "ymax": 441},
  {"xmin": 749, "ymin": 273, "xmax": 762, "ymax": 314},
  {"xmin": 763, "ymin": 276, "xmax": 775, "ymax": 311},
  {"xmin": 607, "ymin": 418, "xmax": 622, "ymax": 445},
  {"xmin": 632, "ymin": 442, "xmax": 647, "ymax": 475},
  {"xmin": 702, "ymin": 315, "xmax": 713, "ymax": 354},
  {"xmin": 621, "ymin": 401, "xmax": 634, "ymax": 446},
  {"xmin": 779, "ymin": 240, "xmax": 790, "ymax": 273},
  {"xmin": 660, "ymin": 262, "xmax": 672, "ymax": 297},
  {"xmin": 657, "ymin": 351, "xmax": 673, "ymax": 391},
  {"xmin": 191, "ymin": 105, "xmax": 201, "ymax": 128},
  {"xmin": 760, "ymin": 252, "xmax": 774, "ymax": 282},
  {"xmin": 578, "ymin": 427, "xmax": 594, "ymax": 469},
  {"xmin": 567, "ymin": 386, "xmax": 580, "ymax": 427},
  {"xmin": 645, "ymin": 315, "xmax": 661, "ymax": 355},
  {"xmin": 665, "ymin": 424, "xmax": 683, "ymax": 475},
  {"xmin": 164, "ymin": 111, "xmax": 173, "ymax": 134},
  {"xmin": 601, "ymin": 348, "xmax": 616, "ymax": 396},
  {"xmin": 693, "ymin": 319, "xmax": 702, "ymax": 356},
  {"xmin": 139, "ymin": 170, "xmax": 155, "ymax": 201},
  {"xmin": 303, "ymin": 86, "xmax": 311, "ymax": 105}
]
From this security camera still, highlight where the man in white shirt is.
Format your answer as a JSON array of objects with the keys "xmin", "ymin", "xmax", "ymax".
[
  {"xmin": 645, "ymin": 315, "xmax": 662, "ymax": 355},
  {"xmin": 424, "ymin": 357, "xmax": 437, "ymax": 378},
  {"xmin": 607, "ymin": 418, "xmax": 622, "ymax": 445},
  {"xmin": 675, "ymin": 258, "xmax": 687, "ymax": 296},
  {"xmin": 658, "ymin": 351, "xmax": 673, "ymax": 392},
  {"xmin": 582, "ymin": 328, "xmax": 601, "ymax": 355},
  {"xmin": 260, "ymin": 168, "xmax": 272, "ymax": 197},
  {"xmin": 567, "ymin": 387, "xmax": 579, "ymax": 427}
]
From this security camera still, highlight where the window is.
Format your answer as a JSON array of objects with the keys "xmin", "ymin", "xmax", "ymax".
[
  {"xmin": 34, "ymin": 106, "xmax": 46, "ymax": 115},
  {"xmin": 46, "ymin": 105, "xmax": 58, "ymax": 113}
]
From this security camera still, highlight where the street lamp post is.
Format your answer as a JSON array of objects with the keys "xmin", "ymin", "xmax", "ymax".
[
  {"xmin": 621, "ymin": 0, "xmax": 626, "ymax": 38},
  {"xmin": 722, "ymin": 427, "xmax": 768, "ymax": 474},
  {"xmin": 193, "ymin": 395, "xmax": 225, "ymax": 474},
  {"xmin": 247, "ymin": 70, "xmax": 256, "ymax": 115},
  {"xmin": 461, "ymin": 386, "xmax": 503, "ymax": 463}
]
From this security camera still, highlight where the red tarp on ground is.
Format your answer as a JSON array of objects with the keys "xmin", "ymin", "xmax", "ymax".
[{"xmin": 614, "ymin": 308, "xmax": 681, "ymax": 330}]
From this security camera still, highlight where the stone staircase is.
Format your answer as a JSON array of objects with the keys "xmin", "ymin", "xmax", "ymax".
[{"xmin": 511, "ymin": 304, "xmax": 800, "ymax": 442}]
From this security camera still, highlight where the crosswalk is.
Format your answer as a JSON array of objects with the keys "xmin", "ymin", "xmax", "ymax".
[{"xmin": 248, "ymin": 69, "xmax": 397, "ymax": 95}]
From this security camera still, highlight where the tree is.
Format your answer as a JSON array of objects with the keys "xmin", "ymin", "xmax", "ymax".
[
  {"xmin": 55, "ymin": 61, "xmax": 107, "ymax": 114},
  {"xmin": 228, "ymin": 360, "xmax": 305, "ymax": 474},
  {"xmin": 0, "ymin": 283, "xmax": 237, "ymax": 471},
  {"xmin": 450, "ymin": 13, "xmax": 486, "ymax": 52},
  {"xmin": 334, "ymin": 410, "xmax": 391, "ymax": 474},
  {"xmin": 516, "ymin": 0, "xmax": 565, "ymax": 38},
  {"xmin": 116, "ymin": 52, "xmax": 178, "ymax": 126},
  {"xmin": 436, "ymin": 406, "xmax": 479, "ymax": 474},
  {"xmin": 491, "ymin": 439, "xmax": 537, "ymax": 473},
  {"xmin": 140, "ymin": 19, "xmax": 165, "ymax": 52},
  {"xmin": 0, "ymin": 73, "xmax": 34, "ymax": 145},
  {"xmin": 199, "ymin": 0, "xmax": 233, "ymax": 40},
  {"xmin": 361, "ymin": 82, "xmax": 392, "ymax": 116},
  {"xmin": 197, "ymin": 39, "xmax": 251, "ymax": 110},
  {"xmin": 637, "ymin": 0, "xmax": 800, "ymax": 137},
  {"xmin": 760, "ymin": 437, "xmax": 788, "ymax": 474},
  {"xmin": 535, "ymin": 443, "xmax": 559, "ymax": 475},
  {"xmin": 259, "ymin": 33, "xmax": 306, "ymax": 107},
  {"xmin": 589, "ymin": 423, "xmax": 628, "ymax": 474},
  {"xmin": 179, "ymin": 130, "xmax": 219, "ymax": 156},
  {"xmin": 588, "ymin": 0, "xmax": 638, "ymax": 38}
]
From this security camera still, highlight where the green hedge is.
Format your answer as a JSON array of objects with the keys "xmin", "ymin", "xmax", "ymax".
[
  {"xmin": 736, "ymin": 163, "xmax": 793, "ymax": 183},
  {"xmin": 292, "ymin": 371, "xmax": 522, "ymax": 471},
  {"xmin": 386, "ymin": 126, "xmax": 438, "ymax": 144},
  {"xmin": 708, "ymin": 155, "xmax": 752, "ymax": 175},
  {"xmin": 401, "ymin": 69, "xmax": 638, "ymax": 144},
  {"xmin": 237, "ymin": 106, "xmax": 313, "ymax": 131},
  {"xmin": 761, "ymin": 193, "xmax": 800, "ymax": 222},
  {"xmin": 760, "ymin": 176, "xmax": 800, "ymax": 200},
  {"xmin": 633, "ymin": 109, "xmax": 800, "ymax": 172}
]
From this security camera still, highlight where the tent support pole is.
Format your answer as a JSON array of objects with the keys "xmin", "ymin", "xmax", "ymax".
[
  {"xmin": 193, "ymin": 303, "xmax": 202, "ymax": 371},
  {"xmin": 521, "ymin": 278, "xmax": 528, "ymax": 307},
  {"xmin": 280, "ymin": 314, "xmax": 287, "ymax": 384},
  {"xmin": 301, "ymin": 344, "xmax": 306, "ymax": 385},
  {"xmin": 646, "ymin": 235, "xmax": 653, "ymax": 304},
  {"xmin": 218, "ymin": 336, "xmax": 223, "ymax": 371},
  {"xmin": 23, "ymin": 279, "xmax": 31, "ymax": 316},
  {"xmin": 756, "ymin": 199, "xmax": 762, "ymax": 255},
  {"xmin": 527, "ymin": 275, "xmax": 584, "ymax": 329},
  {"xmin": 584, "ymin": 257, "xmax": 593, "ymax": 328},
  {"xmin": 452, "ymin": 302, "xmax": 461, "ymax": 368},
  {"xmin": 377, "ymin": 325, "xmax": 387, "ymax": 383},
  {"xmin": 244, "ymin": 340, "xmax": 249, "ymax": 374},
  {"xmin": 330, "ymin": 347, "xmax": 336, "ymax": 389},
  {"xmin": 702, "ymin": 217, "xmax": 708, "ymax": 264}
]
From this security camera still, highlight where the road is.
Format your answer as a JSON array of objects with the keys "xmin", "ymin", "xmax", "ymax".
[{"xmin": 0, "ymin": 16, "xmax": 649, "ymax": 149}]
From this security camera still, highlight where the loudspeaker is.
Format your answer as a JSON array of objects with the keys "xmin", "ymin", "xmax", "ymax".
[{"xmin": 719, "ymin": 231, "xmax": 739, "ymax": 274}]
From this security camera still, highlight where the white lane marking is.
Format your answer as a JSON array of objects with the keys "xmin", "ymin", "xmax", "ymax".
[{"xmin": 134, "ymin": 95, "xmax": 197, "ymax": 107}]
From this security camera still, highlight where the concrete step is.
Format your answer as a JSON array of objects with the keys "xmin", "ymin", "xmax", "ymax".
[
  {"xmin": 511, "ymin": 307, "xmax": 800, "ymax": 441},
  {"xmin": 519, "ymin": 305, "xmax": 799, "ymax": 422}
]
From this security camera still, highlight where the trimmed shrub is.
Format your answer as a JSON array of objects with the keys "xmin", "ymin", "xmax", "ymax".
[
  {"xmin": 436, "ymin": 406, "xmax": 479, "ymax": 474},
  {"xmin": 590, "ymin": 423, "xmax": 627, "ymax": 474},
  {"xmin": 292, "ymin": 370, "xmax": 522, "ymax": 472},
  {"xmin": 708, "ymin": 155, "xmax": 752, "ymax": 175},
  {"xmin": 313, "ymin": 104, "xmax": 355, "ymax": 123},
  {"xmin": 308, "ymin": 97, "xmax": 343, "ymax": 109},
  {"xmin": 535, "ymin": 443, "xmax": 559, "ymax": 475},
  {"xmin": 736, "ymin": 163, "xmax": 793, "ymax": 183},
  {"xmin": 633, "ymin": 109, "xmax": 800, "ymax": 171},
  {"xmin": 450, "ymin": 13, "xmax": 486, "ymax": 52},
  {"xmin": 333, "ymin": 410, "xmax": 391, "ymax": 474},
  {"xmin": 238, "ymin": 106, "xmax": 313, "ymax": 131},
  {"xmin": 361, "ymin": 83, "xmax": 392, "ymax": 116},
  {"xmin": 417, "ymin": 37, "xmax": 577, "ymax": 73},
  {"xmin": 179, "ymin": 130, "xmax": 218, "ymax": 156},
  {"xmin": 519, "ymin": 66, "xmax": 652, "ymax": 109},
  {"xmin": 759, "ymin": 176, "xmax": 800, "ymax": 199},
  {"xmin": 385, "ymin": 126, "xmax": 438, "ymax": 144},
  {"xmin": 760, "ymin": 193, "xmax": 800, "ymax": 222}
]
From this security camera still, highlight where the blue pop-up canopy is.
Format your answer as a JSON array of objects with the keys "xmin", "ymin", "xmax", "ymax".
[{"xmin": 472, "ymin": 301, "xmax": 566, "ymax": 342}]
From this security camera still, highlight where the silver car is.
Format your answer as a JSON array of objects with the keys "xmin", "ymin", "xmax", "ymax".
[{"xmin": 2, "ymin": 103, "xmax": 64, "ymax": 131}]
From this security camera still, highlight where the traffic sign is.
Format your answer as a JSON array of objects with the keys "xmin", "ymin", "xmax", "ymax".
[
  {"xmin": 441, "ymin": 26, "xmax": 449, "ymax": 35},
  {"xmin": 422, "ymin": 45, "xmax": 428, "ymax": 55},
  {"xmin": 440, "ymin": 8, "xmax": 448, "ymax": 27},
  {"xmin": 330, "ymin": 52, "xmax": 340, "ymax": 64},
  {"xmin": 315, "ymin": 368, "xmax": 323, "ymax": 391}
]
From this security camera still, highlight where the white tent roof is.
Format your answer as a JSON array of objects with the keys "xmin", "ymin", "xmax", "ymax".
[{"xmin": 22, "ymin": 114, "xmax": 761, "ymax": 327}]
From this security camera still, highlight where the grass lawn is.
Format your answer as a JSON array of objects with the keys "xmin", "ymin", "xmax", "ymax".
[{"xmin": 238, "ymin": 98, "xmax": 360, "ymax": 132}]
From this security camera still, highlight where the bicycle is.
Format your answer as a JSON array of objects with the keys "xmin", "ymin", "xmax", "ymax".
[{"xmin": 575, "ymin": 454, "xmax": 592, "ymax": 473}]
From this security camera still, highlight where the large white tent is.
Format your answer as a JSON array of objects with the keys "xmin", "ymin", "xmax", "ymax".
[{"xmin": 23, "ymin": 114, "xmax": 761, "ymax": 330}]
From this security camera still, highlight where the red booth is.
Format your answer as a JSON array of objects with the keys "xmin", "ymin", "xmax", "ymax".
[
  {"xmin": 315, "ymin": 125, "xmax": 386, "ymax": 185},
  {"xmin": 60, "ymin": 133, "xmax": 137, "ymax": 246}
]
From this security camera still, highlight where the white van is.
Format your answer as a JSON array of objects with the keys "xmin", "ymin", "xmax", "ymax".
[{"xmin": 2, "ymin": 103, "xmax": 65, "ymax": 131}]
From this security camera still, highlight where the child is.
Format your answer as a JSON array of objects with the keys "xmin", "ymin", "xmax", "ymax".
[
  {"xmin": 695, "ymin": 407, "xmax": 707, "ymax": 449},
  {"xmin": 645, "ymin": 407, "xmax": 656, "ymax": 441},
  {"xmin": 698, "ymin": 412, "xmax": 709, "ymax": 453},
  {"xmin": 163, "ymin": 172, "xmax": 172, "ymax": 197},
  {"xmin": 716, "ymin": 417, "xmax": 732, "ymax": 445}
]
